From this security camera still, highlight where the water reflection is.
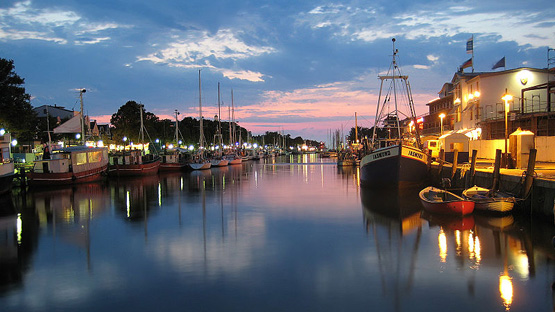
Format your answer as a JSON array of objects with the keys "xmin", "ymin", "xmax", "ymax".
[
  {"xmin": 1, "ymin": 156, "xmax": 554, "ymax": 311},
  {"xmin": 110, "ymin": 175, "xmax": 160, "ymax": 221},
  {"xmin": 0, "ymin": 194, "xmax": 21, "ymax": 293},
  {"xmin": 361, "ymin": 185, "xmax": 555, "ymax": 311}
]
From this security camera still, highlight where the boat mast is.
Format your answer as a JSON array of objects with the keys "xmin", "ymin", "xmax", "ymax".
[
  {"xmin": 355, "ymin": 112, "xmax": 358, "ymax": 145},
  {"xmin": 139, "ymin": 103, "xmax": 145, "ymax": 145},
  {"xmin": 391, "ymin": 38, "xmax": 401, "ymax": 140},
  {"xmin": 174, "ymin": 109, "xmax": 180, "ymax": 144},
  {"xmin": 198, "ymin": 70, "xmax": 205, "ymax": 151},
  {"xmin": 46, "ymin": 106, "xmax": 52, "ymax": 149},
  {"xmin": 216, "ymin": 82, "xmax": 223, "ymax": 154},
  {"xmin": 229, "ymin": 90, "xmax": 233, "ymax": 147},
  {"xmin": 232, "ymin": 89, "xmax": 236, "ymax": 147},
  {"xmin": 79, "ymin": 89, "xmax": 86, "ymax": 144}
]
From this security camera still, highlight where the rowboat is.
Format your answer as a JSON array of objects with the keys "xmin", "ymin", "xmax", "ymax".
[
  {"xmin": 462, "ymin": 185, "xmax": 516, "ymax": 213},
  {"xmin": 419, "ymin": 186, "xmax": 474, "ymax": 216}
]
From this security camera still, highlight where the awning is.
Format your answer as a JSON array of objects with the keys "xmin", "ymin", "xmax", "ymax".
[{"xmin": 53, "ymin": 113, "xmax": 83, "ymax": 134}]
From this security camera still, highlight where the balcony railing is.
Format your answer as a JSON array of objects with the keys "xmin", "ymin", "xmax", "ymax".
[{"xmin": 480, "ymin": 97, "xmax": 553, "ymax": 122}]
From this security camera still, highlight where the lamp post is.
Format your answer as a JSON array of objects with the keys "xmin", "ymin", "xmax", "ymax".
[
  {"xmin": 439, "ymin": 113, "xmax": 446, "ymax": 136},
  {"xmin": 502, "ymin": 90, "xmax": 513, "ymax": 168}
]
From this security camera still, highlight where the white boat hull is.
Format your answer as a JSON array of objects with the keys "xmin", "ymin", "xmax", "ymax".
[{"xmin": 189, "ymin": 162, "xmax": 212, "ymax": 170}]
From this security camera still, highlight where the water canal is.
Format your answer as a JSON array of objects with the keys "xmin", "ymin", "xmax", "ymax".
[{"xmin": 1, "ymin": 155, "xmax": 554, "ymax": 311}]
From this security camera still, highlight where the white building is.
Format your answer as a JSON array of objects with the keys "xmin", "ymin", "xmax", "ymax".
[{"xmin": 450, "ymin": 67, "xmax": 555, "ymax": 135}]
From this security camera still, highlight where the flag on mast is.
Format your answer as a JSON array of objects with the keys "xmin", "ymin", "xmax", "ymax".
[
  {"xmin": 492, "ymin": 56, "xmax": 505, "ymax": 70},
  {"xmin": 461, "ymin": 58, "xmax": 473, "ymax": 69},
  {"xmin": 466, "ymin": 37, "xmax": 473, "ymax": 54}
]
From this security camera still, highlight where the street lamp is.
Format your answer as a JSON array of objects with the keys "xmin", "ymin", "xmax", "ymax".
[
  {"xmin": 502, "ymin": 90, "xmax": 513, "ymax": 168},
  {"xmin": 439, "ymin": 113, "xmax": 446, "ymax": 136}
]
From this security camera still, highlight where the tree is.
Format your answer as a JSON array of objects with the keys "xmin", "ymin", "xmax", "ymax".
[
  {"xmin": 0, "ymin": 58, "xmax": 37, "ymax": 140},
  {"xmin": 110, "ymin": 101, "xmax": 159, "ymax": 143},
  {"xmin": 348, "ymin": 126, "xmax": 372, "ymax": 143}
]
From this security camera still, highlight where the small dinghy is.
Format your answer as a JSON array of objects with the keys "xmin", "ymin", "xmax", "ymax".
[
  {"xmin": 419, "ymin": 186, "xmax": 474, "ymax": 216},
  {"xmin": 462, "ymin": 185, "xmax": 516, "ymax": 213}
]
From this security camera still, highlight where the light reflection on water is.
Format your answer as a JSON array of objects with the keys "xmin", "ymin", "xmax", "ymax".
[{"xmin": 1, "ymin": 156, "xmax": 554, "ymax": 312}]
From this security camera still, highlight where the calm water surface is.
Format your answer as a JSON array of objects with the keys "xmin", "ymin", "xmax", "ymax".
[{"xmin": 1, "ymin": 155, "xmax": 554, "ymax": 311}]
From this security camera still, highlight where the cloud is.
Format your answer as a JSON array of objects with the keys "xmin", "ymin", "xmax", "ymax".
[
  {"xmin": 137, "ymin": 29, "xmax": 275, "ymax": 81},
  {"xmin": 221, "ymin": 69, "xmax": 266, "ymax": 82},
  {"xmin": 75, "ymin": 37, "xmax": 111, "ymax": 45},
  {"xmin": 296, "ymin": 3, "xmax": 555, "ymax": 48},
  {"xmin": 0, "ymin": 1, "xmax": 127, "ymax": 44},
  {"xmin": 2, "ymin": 0, "xmax": 79, "ymax": 26},
  {"xmin": 0, "ymin": 28, "xmax": 67, "ymax": 43},
  {"xmin": 413, "ymin": 64, "xmax": 430, "ymax": 70},
  {"xmin": 427, "ymin": 55, "xmax": 439, "ymax": 62}
]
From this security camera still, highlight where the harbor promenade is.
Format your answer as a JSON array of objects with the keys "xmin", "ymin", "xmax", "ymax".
[{"xmin": 473, "ymin": 159, "xmax": 555, "ymax": 180}]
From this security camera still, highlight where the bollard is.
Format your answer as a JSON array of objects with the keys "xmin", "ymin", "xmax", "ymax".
[
  {"xmin": 451, "ymin": 149, "xmax": 459, "ymax": 181},
  {"xmin": 492, "ymin": 149, "xmax": 502, "ymax": 190},
  {"xmin": 521, "ymin": 148, "xmax": 536, "ymax": 199},
  {"xmin": 438, "ymin": 149, "xmax": 445, "ymax": 183}
]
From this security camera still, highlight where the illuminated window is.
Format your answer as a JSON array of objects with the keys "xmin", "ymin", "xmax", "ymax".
[
  {"xmin": 88, "ymin": 151, "xmax": 102, "ymax": 163},
  {"xmin": 75, "ymin": 152, "xmax": 87, "ymax": 165}
]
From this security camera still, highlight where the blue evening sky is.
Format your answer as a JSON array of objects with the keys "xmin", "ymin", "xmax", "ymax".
[{"xmin": 1, "ymin": 0, "xmax": 553, "ymax": 142}]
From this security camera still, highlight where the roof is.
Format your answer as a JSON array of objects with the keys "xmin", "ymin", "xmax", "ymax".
[{"xmin": 53, "ymin": 146, "xmax": 106, "ymax": 153}]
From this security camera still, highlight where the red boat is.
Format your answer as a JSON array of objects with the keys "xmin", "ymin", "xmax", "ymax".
[
  {"xmin": 27, "ymin": 146, "xmax": 109, "ymax": 186},
  {"xmin": 159, "ymin": 149, "xmax": 190, "ymax": 171},
  {"xmin": 108, "ymin": 150, "xmax": 160, "ymax": 176},
  {"xmin": 419, "ymin": 186, "xmax": 474, "ymax": 216}
]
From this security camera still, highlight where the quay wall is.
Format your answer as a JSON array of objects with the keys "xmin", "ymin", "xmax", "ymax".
[
  {"xmin": 469, "ymin": 137, "xmax": 555, "ymax": 162},
  {"xmin": 535, "ymin": 137, "xmax": 555, "ymax": 162},
  {"xmin": 432, "ymin": 164, "xmax": 555, "ymax": 220}
]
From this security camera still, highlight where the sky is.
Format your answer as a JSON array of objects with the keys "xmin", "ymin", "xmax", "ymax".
[{"xmin": 1, "ymin": 0, "xmax": 554, "ymax": 144}]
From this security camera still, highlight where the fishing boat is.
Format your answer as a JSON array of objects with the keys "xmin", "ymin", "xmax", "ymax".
[
  {"xmin": 337, "ymin": 151, "xmax": 358, "ymax": 166},
  {"xmin": 189, "ymin": 70, "xmax": 212, "ymax": 170},
  {"xmin": 224, "ymin": 153, "xmax": 242, "ymax": 165},
  {"xmin": 27, "ymin": 146, "xmax": 109, "ymax": 186},
  {"xmin": 0, "ymin": 131, "xmax": 15, "ymax": 194},
  {"xmin": 419, "ymin": 186, "xmax": 475, "ymax": 216},
  {"xmin": 360, "ymin": 38, "xmax": 428, "ymax": 188},
  {"xmin": 160, "ymin": 148, "xmax": 190, "ymax": 171},
  {"xmin": 160, "ymin": 111, "xmax": 189, "ymax": 171},
  {"xmin": 109, "ymin": 104, "xmax": 160, "ymax": 176},
  {"xmin": 109, "ymin": 149, "xmax": 161, "ymax": 176},
  {"xmin": 462, "ymin": 185, "xmax": 516, "ymax": 213}
]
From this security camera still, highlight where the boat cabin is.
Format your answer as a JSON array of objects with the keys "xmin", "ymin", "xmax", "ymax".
[{"xmin": 33, "ymin": 146, "xmax": 108, "ymax": 174}]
